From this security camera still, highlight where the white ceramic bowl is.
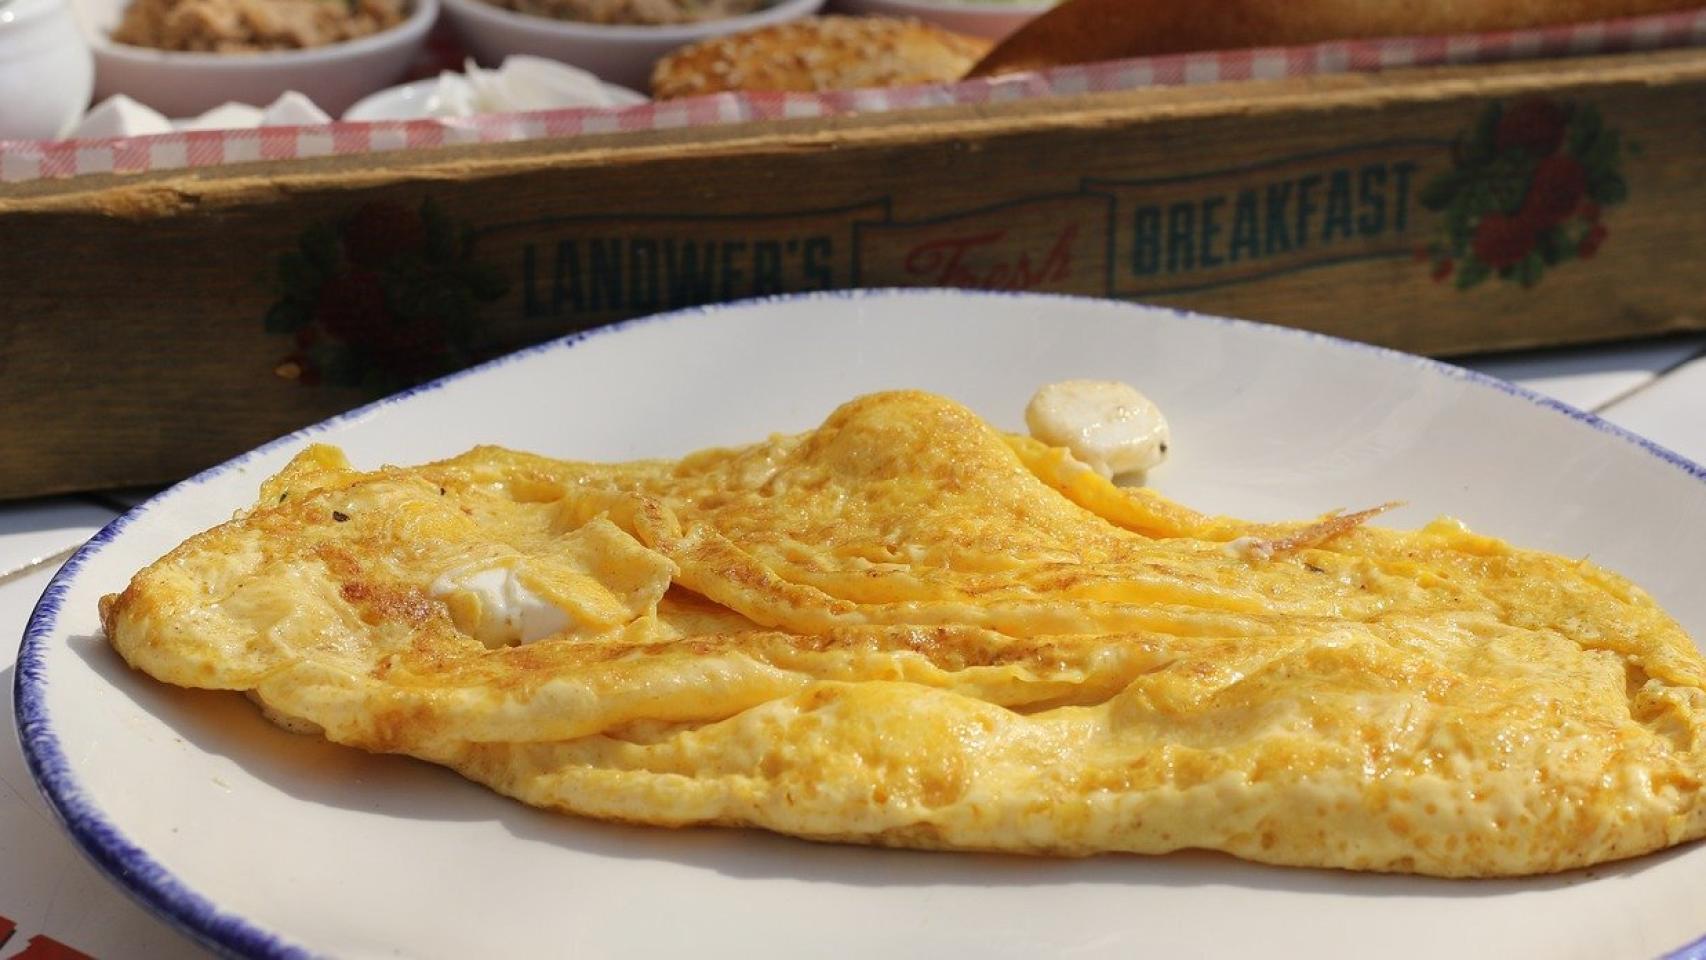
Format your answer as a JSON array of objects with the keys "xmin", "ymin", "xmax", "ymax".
[
  {"xmin": 440, "ymin": 0, "xmax": 825, "ymax": 91},
  {"xmin": 0, "ymin": 0, "xmax": 94, "ymax": 139},
  {"xmin": 70, "ymin": 0, "xmax": 438, "ymax": 118},
  {"xmin": 828, "ymin": 0, "xmax": 1051, "ymax": 40}
]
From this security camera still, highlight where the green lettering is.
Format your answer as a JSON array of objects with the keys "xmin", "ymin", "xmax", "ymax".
[
  {"xmin": 588, "ymin": 239, "xmax": 622, "ymax": 312},
  {"xmin": 1264, "ymin": 183, "xmax": 1293, "ymax": 255},
  {"xmin": 719, "ymin": 241, "xmax": 748, "ymax": 298},
  {"xmin": 1322, "ymin": 170, "xmax": 1355, "ymax": 242},
  {"xmin": 1229, "ymin": 190, "xmax": 1260, "ymax": 263},
  {"xmin": 752, "ymin": 241, "xmax": 784, "ymax": 295},
  {"xmin": 1393, "ymin": 161, "xmax": 1419, "ymax": 232},
  {"xmin": 1357, "ymin": 165, "xmax": 1387, "ymax": 237},
  {"xmin": 554, "ymin": 240, "xmax": 584, "ymax": 314},
  {"xmin": 664, "ymin": 240, "xmax": 716, "ymax": 307},
  {"xmin": 1166, "ymin": 203, "xmax": 1195, "ymax": 273},
  {"xmin": 802, "ymin": 237, "xmax": 834, "ymax": 290},
  {"xmin": 1132, "ymin": 206, "xmax": 1162, "ymax": 276},
  {"xmin": 1294, "ymin": 174, "xmax": 1322, "ymax": 249},
  {"xmin": 628, "ymin": 238, "xmax": 659, "ymax": 313},
  {"xmin": 1199, "ymin": 196, "xmax": 1226, "ymax": 269}
]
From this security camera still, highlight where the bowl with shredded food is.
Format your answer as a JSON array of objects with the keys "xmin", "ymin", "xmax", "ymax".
[
  {"xmin": 828, "ymin": 0, "xmax": 1051, "ymax": 39},
  {"xmin": 73, "ymin": 0, "xmax": 437, "ymax": 116},
  {"xmin": 438, "ymin": 0, "xmax": 824, "ymax": 89}
]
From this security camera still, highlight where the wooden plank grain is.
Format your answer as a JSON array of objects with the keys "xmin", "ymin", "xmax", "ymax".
[{"xmin": 3, "ymin": 49, "xmax": 1704, "ymax": 497}]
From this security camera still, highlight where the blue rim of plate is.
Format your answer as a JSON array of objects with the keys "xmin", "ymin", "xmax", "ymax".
[{"xmin": 14, "ymin": 288, "xmax": 1706, "ymax": 959}]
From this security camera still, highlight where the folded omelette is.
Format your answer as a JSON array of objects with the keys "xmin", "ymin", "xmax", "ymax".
[{"xmin": 102, "ymin": 391, "xmax": 1706, "ymax": 877}]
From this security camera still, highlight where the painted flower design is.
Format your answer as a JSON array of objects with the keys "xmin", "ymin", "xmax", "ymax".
[
  {"xmin": 265, "ymin": 199, "xmax": 508, "ymax": 390},
  {"xmin": 1419, "ymin": 97, "xmax": 1631, "ymax": 290}
]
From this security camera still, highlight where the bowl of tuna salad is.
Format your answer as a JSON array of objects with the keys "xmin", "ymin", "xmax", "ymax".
[
  {"xmin": 439, "ymin": 0, "xmax": 824, "ymax": 88},
  {"xmin": 75, "ymin": 0, "xmax": 437, "ymax": 115}
]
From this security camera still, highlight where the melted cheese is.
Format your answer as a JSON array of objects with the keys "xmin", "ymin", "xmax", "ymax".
[{"xmin": 431, "ymin": 563, "xmax": 573, "ymax": 647}]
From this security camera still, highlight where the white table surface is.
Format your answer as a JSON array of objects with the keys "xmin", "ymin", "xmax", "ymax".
[{"xmin": 4, "ymin": 335, "xmax": 1705, "ymax": 958}]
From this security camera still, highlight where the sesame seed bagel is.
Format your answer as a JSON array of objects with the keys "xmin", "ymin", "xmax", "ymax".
[{"xmin": 651, "ymin": 15, "xmax": 991, "ymax": 99}]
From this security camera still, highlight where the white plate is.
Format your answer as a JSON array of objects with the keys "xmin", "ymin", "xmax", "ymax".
[
  {"xmin": 18, "ymin": 290, "xmax": 1706, "ymax": 959},
  {"xmin": 343, "ymin": 75, "xmax": 648, "ymax": 122}
]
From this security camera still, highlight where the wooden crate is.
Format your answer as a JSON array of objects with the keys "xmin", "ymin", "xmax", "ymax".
[{"xmin": 3, "ymin": 47, "xmax": 1704, "ymax": 498}]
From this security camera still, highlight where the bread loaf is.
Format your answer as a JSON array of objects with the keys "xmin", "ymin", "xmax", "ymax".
[
  {"xmin": 653, "ymin": 15, "xmax": 990, "ymax": 99},
  {"xmin": 969, "ymin": 0, "xmax": 1702, "ymax": 77}
]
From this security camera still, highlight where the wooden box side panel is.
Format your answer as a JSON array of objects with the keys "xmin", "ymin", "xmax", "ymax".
[{"xmin": 3, "ymin": 51, "xmax": 1704, "ymax": 497}]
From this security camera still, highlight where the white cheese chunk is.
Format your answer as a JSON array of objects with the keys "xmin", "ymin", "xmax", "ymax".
[
  {"xmin": 431, "ymin": 564, "xmax": 571, "ymax": 647},
  {"xmin": 1025, "ymin": 379, "xmax": 1171, "ymax": 480},
  {"xmin": 73, "ymin": 95, "xmax": 173, "ymax": 139},
  {"xmin": 258, "ymin": 91, "xmax": 332, "ymax": 127},
  {"xmin": 176, "ymin": 101, "xmax": 267, "ymax": 131},
  {"xmin": 1225, "ymin": 536, "xmax": 1274, "ymax": 562},
  {"xmin": 478, "ymin": 55, "xmax": 617, "ymax": 112}
]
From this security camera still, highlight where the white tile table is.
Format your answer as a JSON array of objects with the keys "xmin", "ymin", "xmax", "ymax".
[{"xmin": 0, "ymin": 504, "xmax": 198, "ymax": 959}]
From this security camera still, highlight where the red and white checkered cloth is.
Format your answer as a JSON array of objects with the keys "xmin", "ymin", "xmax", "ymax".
[{"xmin": 5, "ymin": 6, "xmax": 1704, "ymax": 184}]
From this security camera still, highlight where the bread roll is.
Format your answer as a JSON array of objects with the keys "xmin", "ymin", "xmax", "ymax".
[
  {"xmin": 653, "ymin": 15, "xmax": 991, "ymax": 99},
  {"xmin": 969, "ymin": 0, "xmax": 1702, "ymax": 77}
]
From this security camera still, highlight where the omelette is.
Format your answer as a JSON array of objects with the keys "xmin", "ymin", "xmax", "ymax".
[{"xmin": 101, "ymin": 390, "xmax": 1706, "ymax": 877}]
